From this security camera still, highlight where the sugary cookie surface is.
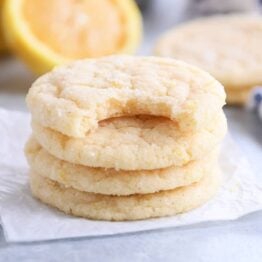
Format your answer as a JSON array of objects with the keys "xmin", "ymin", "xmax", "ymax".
[
  {"xmin": 25, "ymin": 136, "xmax": 218, "ymax": 195},
  {"xmin": 27, "ymin": 55, "xmax": 225, "ymax": 137},
  {"xmin": 30, "ymin": 167, "xmax": 220, "ymax": 221}
]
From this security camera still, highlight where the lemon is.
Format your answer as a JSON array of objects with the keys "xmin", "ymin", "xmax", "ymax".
[
  {"xmin": 0, "ymin": 0, "xmax": 7, "ymax": 52},
  {"xmin": 3, "ymin": 0, "xmax": 142, "ymax": 73}
]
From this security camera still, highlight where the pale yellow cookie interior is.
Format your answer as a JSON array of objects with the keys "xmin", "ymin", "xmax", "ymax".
[{"xmin": 30, "ymin": 167, "xmax": 221, "ymax": 221}]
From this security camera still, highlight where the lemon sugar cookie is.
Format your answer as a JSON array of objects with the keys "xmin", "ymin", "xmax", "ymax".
[
  {"xmin": 31, "ymin": 113, "xmax": 227, "ymax": 170},
  {"xmin": 26, "ymin": 137, "xmax": 219, "ymax": 196},
  {"xmin": 26, "ymin": 56, "xmax": 226, "ymax": 138},
  {"xmin": 25, "ymin": 55, "xmax": 227, "ymax": 221},
  {"xmin": 30, "ymin": 167, "xmax": 221, "ymax": 221},
  {"xmin": 154, "ymin": 15, "xmax": 262, "ymax": 105}
]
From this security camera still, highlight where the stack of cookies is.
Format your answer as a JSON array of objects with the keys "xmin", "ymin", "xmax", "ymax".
[{"xmin": 25, "ymin": 55, "xmax": 227, "ymax": 221}]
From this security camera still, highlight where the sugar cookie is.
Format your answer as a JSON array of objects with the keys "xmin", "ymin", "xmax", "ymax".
[
  {"xmin": 30, "ymin": 167, "xmax": 220, "ymax": 221},
  {"xmin": 31, "ymin": 114, "xmax": 227, "ymax": 170},
  {"xmin": 26, "ymin": 55, "xmax": 225, "ymax": 137},
  {"xmin": 26, "ymin": 137, "xmax": 219, "ymax": 195}
]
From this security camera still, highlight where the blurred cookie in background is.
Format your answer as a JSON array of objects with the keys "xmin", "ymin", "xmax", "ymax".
[{"xmin": 154, "ymin": 14, "xmax": 262, "ymax": 105}]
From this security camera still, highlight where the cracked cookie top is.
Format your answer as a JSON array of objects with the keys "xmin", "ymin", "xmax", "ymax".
[{"xmin": 27, "ymin": 55, "xmax": 225, "ymax": 137}]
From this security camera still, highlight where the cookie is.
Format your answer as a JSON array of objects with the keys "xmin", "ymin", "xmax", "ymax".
[
  {"xmin": 154, "ymin": 15, "xmax": 262, "ymax": 104},
  {"xmin": 26, "ymin": 55, "xmax": 225, "ymax": 138},
  {"xmin": 30, "ymin": 167, "xmax": 221, "ymax": 221},
  {"xmin": 226, "ymin": 88, "xmax": 250, "ymax": 105},
  {"xmin": 25, "ymin": 137, "xmax": 219, "ymax": 195},
  {"xmin": 31, "ymin": 113, "xmax": 227, "ymax": 170}
]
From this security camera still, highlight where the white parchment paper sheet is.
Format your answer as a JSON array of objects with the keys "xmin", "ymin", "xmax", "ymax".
[{"xmin": 0, "ymin": 108, "xmax": 262, "ymax": 242}]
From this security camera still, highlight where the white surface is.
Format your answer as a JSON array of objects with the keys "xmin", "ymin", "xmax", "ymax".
[{"xmin": 0, "ymin": 109, "xmax": 262, "ymax": 243}]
